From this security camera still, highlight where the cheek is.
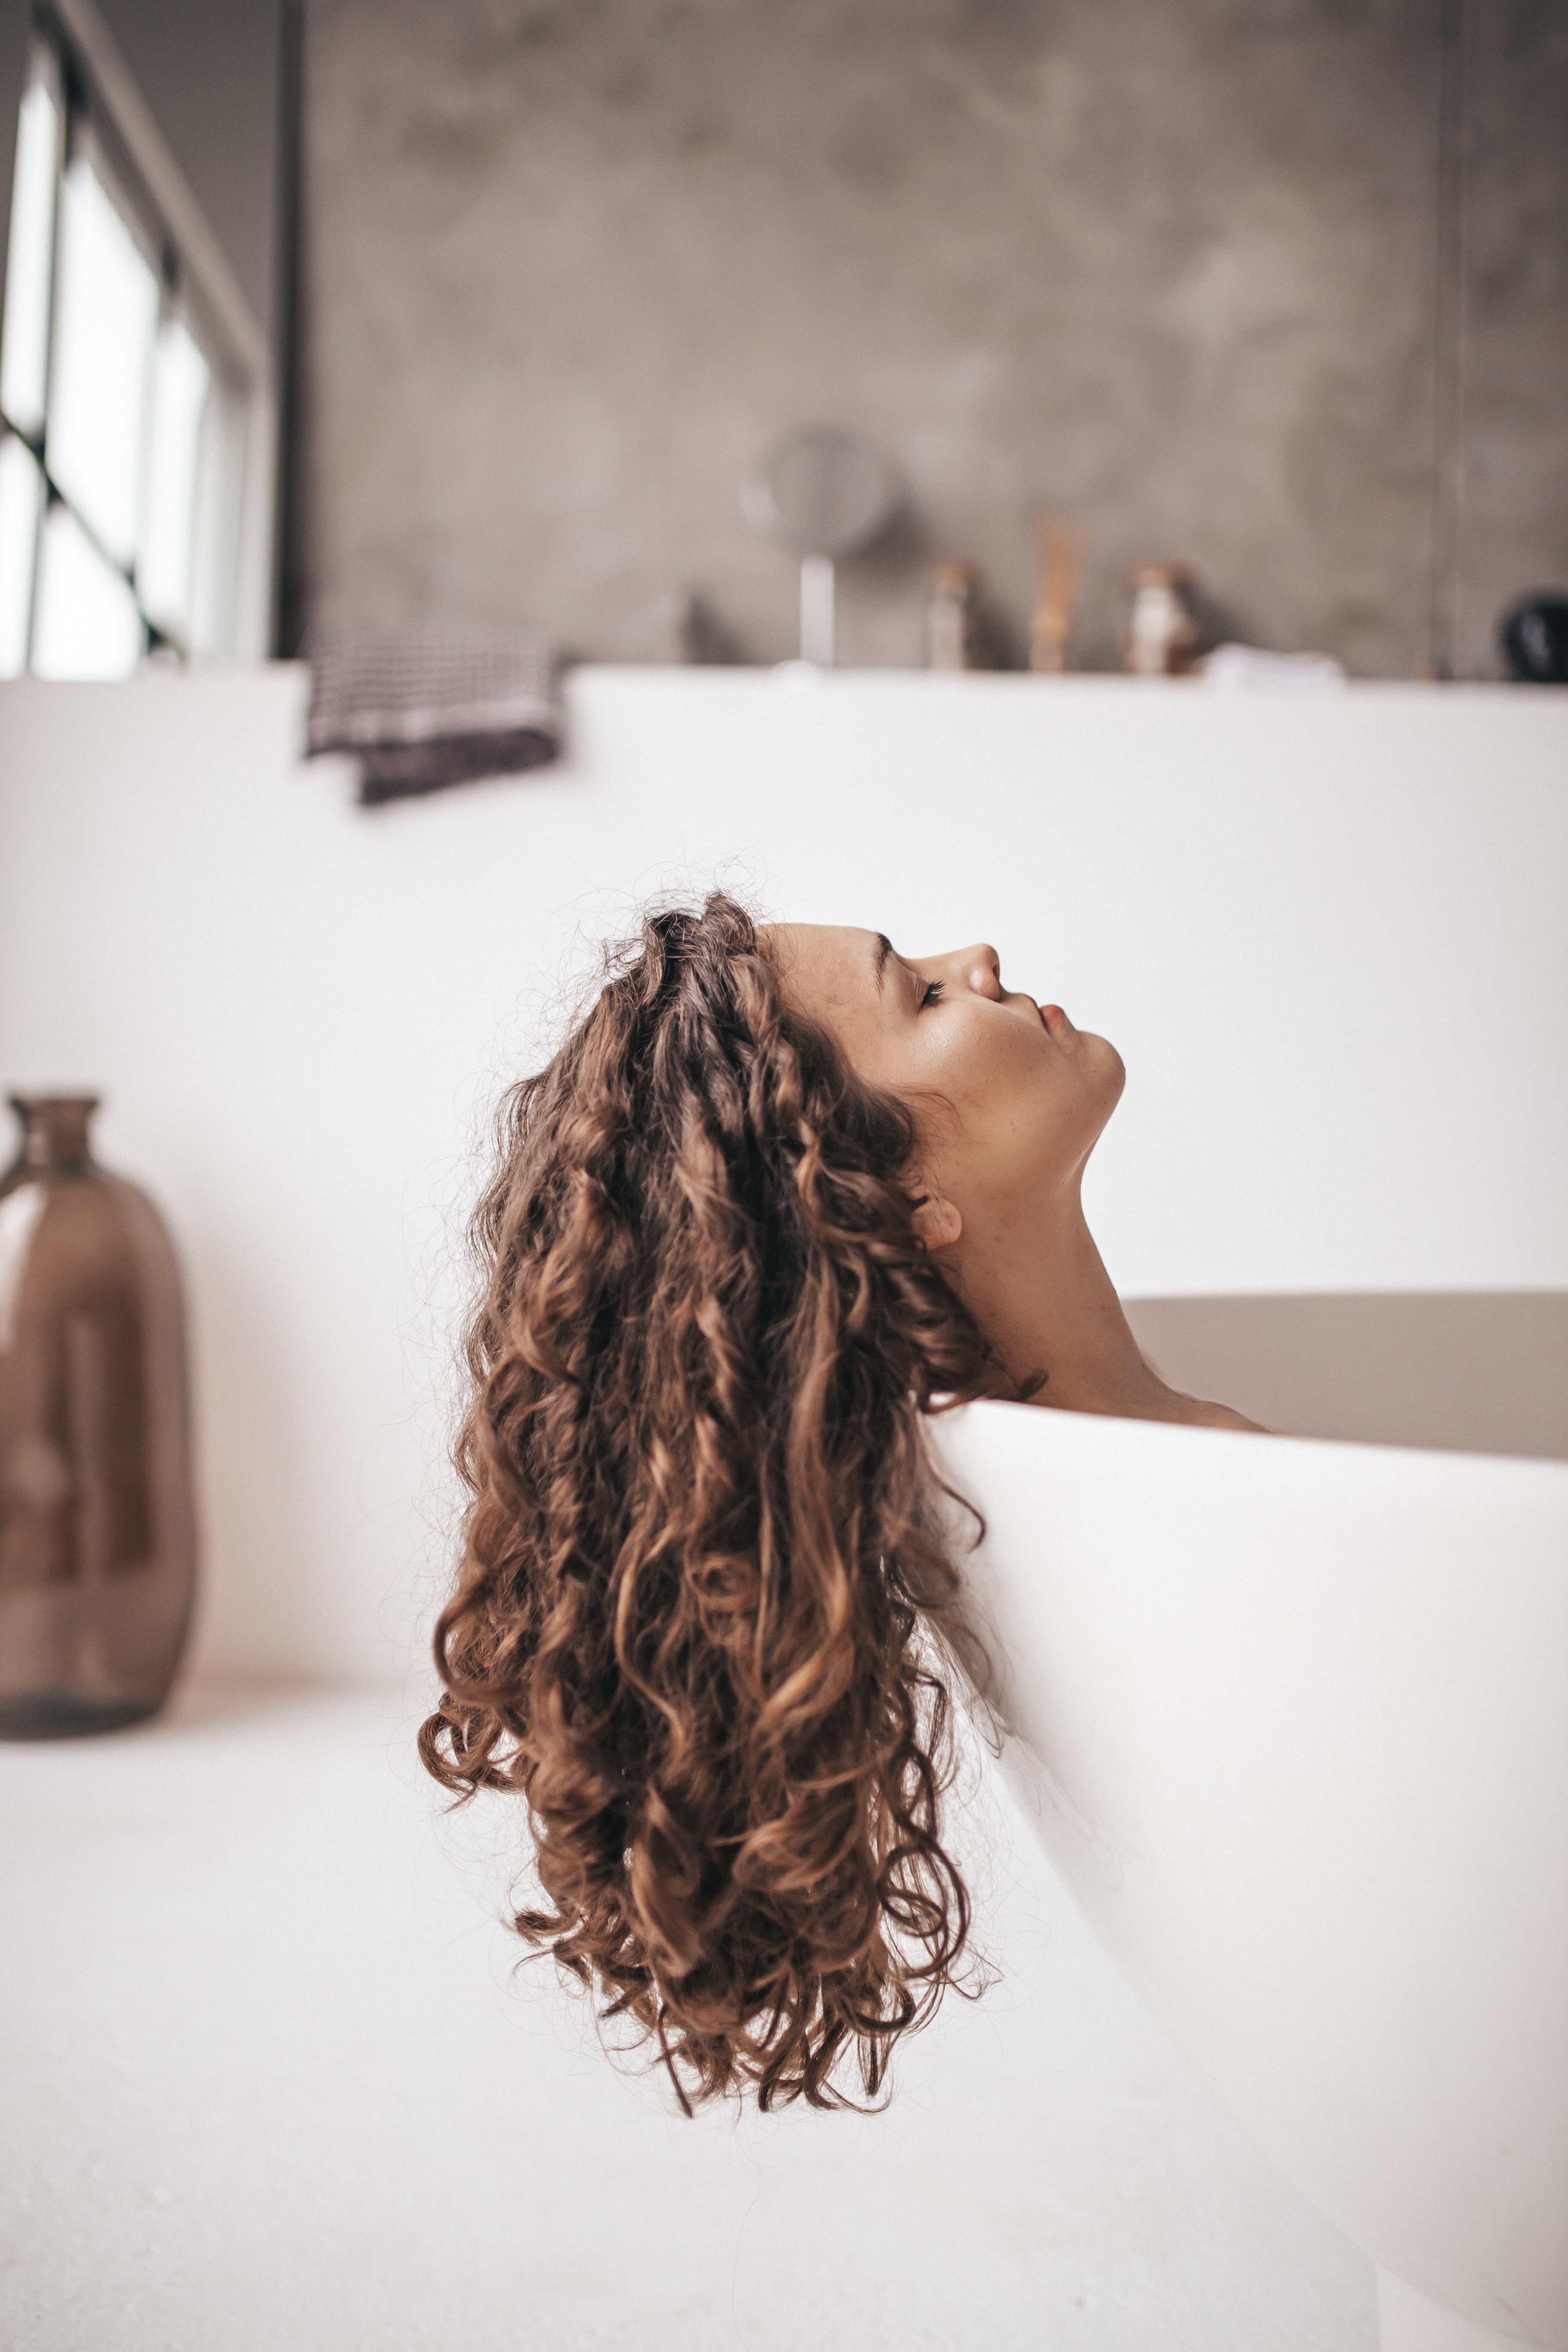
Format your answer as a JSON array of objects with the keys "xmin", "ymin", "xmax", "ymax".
[
  {"xmin": 934, "ymin": 1006, "xmax": 1035, "ymax": 1093},
  {"xmin": 944, "ymin": 1023, "xmax": 1110, "ymax": 1190},
  {"xmin": 925, "ymin": 1013, "xmax": 1051, "ymax": 1151}
]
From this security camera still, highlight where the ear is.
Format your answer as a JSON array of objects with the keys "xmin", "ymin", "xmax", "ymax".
[{"xmin": 910, "ymin": 1193, "xmax": 963, "ymax": 1252}]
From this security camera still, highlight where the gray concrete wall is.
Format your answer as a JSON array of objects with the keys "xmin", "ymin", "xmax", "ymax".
[
  {"xmin": 297, "ymin": 0, "xmax": 1567, "ymax": 676},
  {"xmin": 1450, "ymin": 0, "xmax": 1568, "ymax": 679}
]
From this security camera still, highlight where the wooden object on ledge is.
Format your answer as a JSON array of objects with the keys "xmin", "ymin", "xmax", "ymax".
[{"xmin": 1030, "ymin": 514, "xmax": 1082, "ymax": 673}]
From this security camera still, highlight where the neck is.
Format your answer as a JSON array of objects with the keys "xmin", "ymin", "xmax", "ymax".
[{"xmin": 947, "ymin": 1182, "xmax": 1262, "ymax": 1432}]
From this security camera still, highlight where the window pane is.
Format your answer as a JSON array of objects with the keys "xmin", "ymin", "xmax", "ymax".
[
  {"xmin": 138, "ymin": 316, "xmax": 210, "ymax": 630},
  {"xmin": 0, "ymin": 61, "xmax": 61, "ymax": 438},
  {"xmin": 47, "ymin": 150, "xmax": 158, "ymax": 567},
  {"xmin": 187, "ymin": 376, "xmax": 241, "ymax": 657},
  {"xmin": 32, "ymin": 501, "xmax": 144, "ymax": 679},
  {"xmin": 0, "ymin": 429, "xmax": 43, "ymax": 675}
]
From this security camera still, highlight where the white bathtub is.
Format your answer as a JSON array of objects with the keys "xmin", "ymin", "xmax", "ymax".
[{"xmin": 931, "ymin": 1293, "xmax": 1568, "ymax": 2352}]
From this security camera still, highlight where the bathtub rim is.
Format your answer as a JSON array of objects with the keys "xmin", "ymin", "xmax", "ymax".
[{"xmin": 924, "ymin": 1391, "xmax": 1568, "ymax": 1497}]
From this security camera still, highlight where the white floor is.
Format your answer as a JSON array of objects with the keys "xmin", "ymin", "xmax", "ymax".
[{"xmin": 0, "ymin": 1683, "xmax": 1376, "ymax": 2351}]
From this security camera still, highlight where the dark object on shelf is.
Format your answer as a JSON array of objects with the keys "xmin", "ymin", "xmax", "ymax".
[
  {"xmin": 1499, "ymin": 594, "xmax": 1568, "ymax": 685},
  {"xmin": 0, "ymin": 1097, "xmax": 197, "ymax": 1739},
  {"xmin": 305, "ymin": 627, "xmax": 562, "ymax": 804},
  {"xmin": 671, "ymin": 588, "xmax": 744, "ymax": 666}
]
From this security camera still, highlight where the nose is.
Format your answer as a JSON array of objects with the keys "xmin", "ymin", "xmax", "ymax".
[{"xmin": 953, "ymin": 943, "xmax": 1003, "ymax": 1001}]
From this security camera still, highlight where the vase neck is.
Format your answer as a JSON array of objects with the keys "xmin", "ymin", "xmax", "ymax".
[{"xmin": 8, "ymin": 1094, "xmax": 101, "ymax": 1172}]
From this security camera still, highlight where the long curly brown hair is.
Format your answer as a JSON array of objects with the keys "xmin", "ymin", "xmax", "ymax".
[{"xmin": 419, "ymin": 891, "xmax": 995, "ymax": 2112}]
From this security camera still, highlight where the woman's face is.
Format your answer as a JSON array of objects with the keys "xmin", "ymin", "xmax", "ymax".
[{"xmin": 767, "ymin": 924, "xmax": 1125, "ymax": 1234}]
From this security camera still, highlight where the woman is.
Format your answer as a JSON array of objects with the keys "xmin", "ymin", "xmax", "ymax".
[{"xmin": 420, "ymin": 892, "xmax": 1260, "ymax": 2116}]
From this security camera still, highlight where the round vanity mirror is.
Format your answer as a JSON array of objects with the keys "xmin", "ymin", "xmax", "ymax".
[
  {"xmin": 742, "ymin": 427, "xmax": 902, "ymax": 668},
  {"xmin": 741, "ymin": 426, "xmax": 903, "ymax": 560}
]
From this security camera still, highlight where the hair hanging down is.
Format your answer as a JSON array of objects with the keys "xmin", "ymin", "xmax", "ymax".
[{"xmin": 420, "ymin": 891, "xmax": 995, "ymax": 2112}]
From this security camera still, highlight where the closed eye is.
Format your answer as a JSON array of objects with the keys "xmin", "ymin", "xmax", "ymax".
[{"xmin": 919, "ymin": 978, "xmax": 945, "ymax": 1009}]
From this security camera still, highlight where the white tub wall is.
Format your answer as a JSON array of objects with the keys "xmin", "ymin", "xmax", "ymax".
[{"xmin": 0, "ymin": 666, "xmax": 1565, "ymax": 1685}]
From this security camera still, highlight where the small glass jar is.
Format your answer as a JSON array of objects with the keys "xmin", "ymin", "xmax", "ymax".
[
  {"xmin": 1122, "ymin": 561, "xmax": 1203, "ymax": 676},
  {"xmin": 925, "ymin": 561, "xmax": 983, "ymax": 671},
  {"xmin": 0, "ymin": 1096, "xmax": 197, "ymax": 1737}
]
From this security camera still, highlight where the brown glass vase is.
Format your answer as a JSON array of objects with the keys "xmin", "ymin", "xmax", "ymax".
[{"xmin": 0, "ymin": 1096, "xmax": 197, "ymax": 1737}]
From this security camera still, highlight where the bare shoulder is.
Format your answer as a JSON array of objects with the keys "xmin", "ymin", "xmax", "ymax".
[{"xmin": 1182, "ymin": 1394, "xmax": 1280, "ymax": 1436}]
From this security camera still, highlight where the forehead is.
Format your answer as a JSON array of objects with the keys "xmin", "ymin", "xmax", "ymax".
[{"xmin": 764, "ymin": 923, "xmax": 881, "ymax": 1010}]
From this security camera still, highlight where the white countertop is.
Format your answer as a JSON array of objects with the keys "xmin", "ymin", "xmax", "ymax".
[{"xmin": 0, "ymin": 1681, "xmax": 1374, "ymax": 2349}]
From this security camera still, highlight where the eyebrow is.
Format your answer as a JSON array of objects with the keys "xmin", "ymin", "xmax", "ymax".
[{"xmin": 873, "ymin": 933, "xmax": 893, "ymax": 991}]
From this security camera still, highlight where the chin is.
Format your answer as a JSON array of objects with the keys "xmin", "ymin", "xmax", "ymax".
[{"xmin": 1084, "ymin": 1031, "xmax": 1127, "ymax": 1112}]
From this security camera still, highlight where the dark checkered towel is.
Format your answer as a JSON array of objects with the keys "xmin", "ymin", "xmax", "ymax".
[{"xmin": 304, "ymin": 627, "xmax": 561, "ymax": 805}]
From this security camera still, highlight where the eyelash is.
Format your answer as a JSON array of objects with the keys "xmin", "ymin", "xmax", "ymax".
[{"xmin": 919, "ymin": 978, "xmax": 945, "ymax": 1009}]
